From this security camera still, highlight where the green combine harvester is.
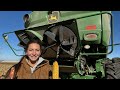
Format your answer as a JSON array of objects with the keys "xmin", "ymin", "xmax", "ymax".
[{"xmin": 2, "ymin": 11, "xmax": 120, "ymax": 79}]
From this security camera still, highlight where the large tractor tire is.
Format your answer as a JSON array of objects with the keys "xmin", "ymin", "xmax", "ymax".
[{"xmin": 105, "ymin": 57, "xmax": 120, "ymax": 79}]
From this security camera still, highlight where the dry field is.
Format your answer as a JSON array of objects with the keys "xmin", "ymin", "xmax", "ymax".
[{"xmin": 0, "ymin": 62, "xmax": 17, "ymax": 76}]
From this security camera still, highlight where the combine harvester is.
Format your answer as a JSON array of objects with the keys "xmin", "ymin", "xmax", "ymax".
[{"xmin": 2, "ymin": 11, "xmax": 120, "ymax": 79}]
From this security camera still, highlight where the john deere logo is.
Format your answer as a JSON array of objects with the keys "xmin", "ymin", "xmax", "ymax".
[
  {"xmin": 48, "ymin": 11, "xmax": 59, "ymax": 24},
  {"xmin": 50, "ymin": 15, "xmax": 57, "ymax": 20}
]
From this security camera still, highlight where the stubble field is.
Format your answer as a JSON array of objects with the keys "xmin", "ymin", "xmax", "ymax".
[{"xmin": 0, "ymin": 62, "xmax": 17, "ymax": 76}]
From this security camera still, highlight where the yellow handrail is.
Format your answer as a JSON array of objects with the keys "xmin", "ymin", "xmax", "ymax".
[{"xmin": 52, "ymin": 61, "xmax": 59, "ymax": 79}]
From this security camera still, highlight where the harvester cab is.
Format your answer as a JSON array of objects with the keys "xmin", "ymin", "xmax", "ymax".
[{"xmin": 2, "ymin": 11, "xmax": 120, "ymax": 79}]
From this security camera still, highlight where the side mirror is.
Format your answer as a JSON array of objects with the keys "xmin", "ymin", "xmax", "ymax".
[{"xmin": 3, "ymin": 34, "xmax": 8, "ymax": 41}]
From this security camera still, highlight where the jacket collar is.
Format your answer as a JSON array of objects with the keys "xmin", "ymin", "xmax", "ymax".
[{"xmin": 20, "ymin": 56, "xmax": 49, "ymax": 72}]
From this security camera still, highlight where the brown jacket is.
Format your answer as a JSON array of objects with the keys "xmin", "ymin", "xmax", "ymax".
[{"xmin": 5, "ymin": 56, "xmax": 51, "ymax": 79}]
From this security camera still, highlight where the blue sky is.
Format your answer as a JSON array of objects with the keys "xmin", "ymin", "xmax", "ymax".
[
  {"xmin": 0, "ymin": 11, "xmax": 120, "ymax": 61},
  {"xmin": 0, "ymin": 11, "xmax": 31, "ymax": 61},
  {"xmin": 107, "ymin": 11, "xmax": 120, "ymax": 59}
]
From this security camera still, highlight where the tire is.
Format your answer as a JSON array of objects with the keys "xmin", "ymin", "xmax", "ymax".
[{"xmin": 105, "ymin": 57, "xmax": 120, "ymax": 79}]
